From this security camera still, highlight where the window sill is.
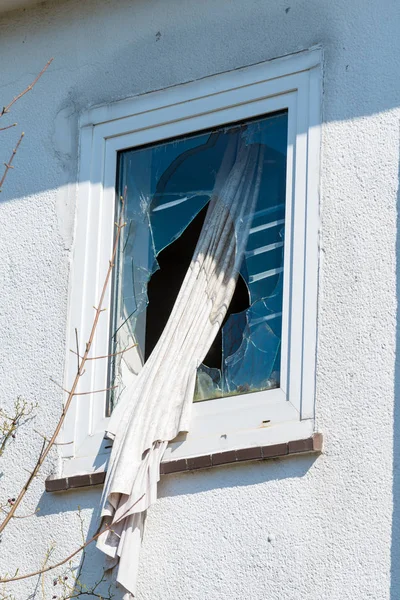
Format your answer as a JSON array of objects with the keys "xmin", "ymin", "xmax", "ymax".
[{"xmin": 45, "ymin": 433, "xmax": 322, "ymax": 492}]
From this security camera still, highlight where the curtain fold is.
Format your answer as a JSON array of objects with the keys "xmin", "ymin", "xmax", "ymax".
[{"xmin": 97, "ymin": 136, "xmax": 265, "ymax": 598}]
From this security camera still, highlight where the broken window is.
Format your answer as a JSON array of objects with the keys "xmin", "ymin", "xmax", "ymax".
[{"xmin": 108, "ymin": 111, "xmax": 288, "ymax": 410}]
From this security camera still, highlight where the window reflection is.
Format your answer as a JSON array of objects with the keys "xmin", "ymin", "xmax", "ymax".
[{"xmin": 110, "ymin": 112, "xmax": 288, "ymax": 409}]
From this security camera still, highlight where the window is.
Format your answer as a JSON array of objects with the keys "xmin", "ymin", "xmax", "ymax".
[
  {"xmin": 110, "ymin": 111, "xmax": 288, "ymax": 412},
  {"xmin": 60, "ymin": 48, "xmax": 321, "ymax": 476}
]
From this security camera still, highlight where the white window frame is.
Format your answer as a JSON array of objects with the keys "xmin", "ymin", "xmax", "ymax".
[{"xmin": 60, "ymin": 47, "xmax": 322, "ymax": 477}]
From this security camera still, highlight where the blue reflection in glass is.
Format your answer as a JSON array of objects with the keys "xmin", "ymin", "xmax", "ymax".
[{"xmin": 115, "ymin": 111, "xmax": 288, "ymax": 403}]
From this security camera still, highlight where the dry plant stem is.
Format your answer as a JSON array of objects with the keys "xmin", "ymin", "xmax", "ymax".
[
  {"xmin": 0, "ymin": 492, "xmax": 146, "ymax": 584},
  {"xmin": 0, "ymin": 527, "xmax": 105, "ymax": 584},
  {"xmin": 0, "ymin": 195, "xmax": 126, "ymax": 535},
  {"xmin": 0, "ymin": 508, "xmax": 38, "ymax": 520},
  {"xmin": 0, "ymin": 417, "xmax": 17, "ymax": 458},
  {"xmin": 0, "ymin": 59, "xmax": 54, "ymax": 118},
  {"xmin": 0, "ymin": 123, "xmax": 17, "ymax": 133},
  {"xmin": 70, "ymin": 343, "xmax": 137, "ymax": 361},
  {"xmin": 72, "ymin": 386, "xmax": 117, "ymax": 397},
  {"xmin": 0, "ymin": 133, "xmax": 24, "ymax": 192},
  {"xmin": 51, "ymin": 381, "xmax": 117, "ymax": 396},
  {"xmin": 1, "ymin": 60, "xmax": 53, "ymax": 192},
  {"xmin": 0, "ymin": 399, "xmax": 37, "ymax": 457}
]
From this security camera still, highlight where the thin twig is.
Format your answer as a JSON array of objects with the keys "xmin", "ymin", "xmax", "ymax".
[
  {"xmin": 0, "ymin": 417, "xmax": 17, "ymax": 457},
  {"xmin": 51, "ymin": 382, "xmax": 117, "ymax": 397},
  {"xmin": 0, "ymin": 525, "xmax": 106, "ymax": 583},
  {"xmin": 0, "ymin": 489, "xmax": 146, "ymax": 583},
  {"xmin": 40, "ymin": 543, "xmax": 55, "ymax": 600},
  {"xmin": 70, "ymin": 386, "xmax": 117, "ymax": 397},
  {"xmin": 70, "ymin": 343, "xmax": 137, "ymax": 361},
  {"xmin": 0, "ymin": 399, "xmax": 37, "ymax": 457},
  {"xmin": 1, "ymin": 437, "xmax": 47, "ymax": 524},
  {"xmin": 0, "ymin": 133, "xmax": 24, "ymax": 192},
  {"xmin": 1, "ymin": 59, "xmax": 54, "ymax": 118},
  {"xmin": 0, "ymin": 192, "xmax": 126, "ymax": 535},
  {"xmin": 0, "ymin": 123, "xmax": 17, "ymax": 133},
  {"xmin": 33, "ymin": 429, "xmax": 48, "ymax": 441},
  {"xmin": 49, "ymin": 378, "xmax": 66, "ymax": 391},
  {"xmin": 0, "ymin": 507, "xmax": 39, "ymax": 520}
]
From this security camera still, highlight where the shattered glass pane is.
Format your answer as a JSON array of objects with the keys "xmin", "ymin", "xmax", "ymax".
[
  {"xmin": 110, "ymin": 111, "xmax": 288, "ymax": 410},
  {"xmin": 194, "ymin": 364, "xmax": 223, "ymax": 402},
  {"xmin": 222, "ymin": 291, "xmax": 282, "ymax": 395}
]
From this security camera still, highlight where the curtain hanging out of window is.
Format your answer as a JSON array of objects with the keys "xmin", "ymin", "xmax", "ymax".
[{"xmin": 97, "ymin": 135, "xmax": 267, "ymax": 598}]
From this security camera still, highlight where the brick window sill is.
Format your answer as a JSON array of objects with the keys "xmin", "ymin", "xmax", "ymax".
[{"xmin": 45, "ymin": 433, "xmax": 323, "ymax": 493}]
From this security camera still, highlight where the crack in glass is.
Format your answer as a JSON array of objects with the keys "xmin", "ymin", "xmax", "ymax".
[{"xmin": 110, "ymin": 111, "xmax": 288, "ymax": 410}]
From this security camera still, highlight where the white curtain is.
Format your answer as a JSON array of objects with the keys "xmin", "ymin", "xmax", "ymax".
[{"xmin": 97, "ymin": 136, "xmax": 265, "ymax": 598}]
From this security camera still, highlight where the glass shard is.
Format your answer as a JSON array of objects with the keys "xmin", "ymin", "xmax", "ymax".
[
  {"xmin": 194, "ymin": 364, "xmax": 223, "ymax": 402},
  {"xmin": 111, "ymin": 111, "xmax": 288, "ymax": 410}
]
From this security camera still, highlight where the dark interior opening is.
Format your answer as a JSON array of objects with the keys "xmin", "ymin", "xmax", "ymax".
[{"xmin": 144, "ymin": 203, "xmax": 250, "ymax": 367}]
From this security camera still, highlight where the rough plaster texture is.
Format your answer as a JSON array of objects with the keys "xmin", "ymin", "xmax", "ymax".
[
  {"xmin": 0, "ymin": 0, "xmax": 36, "ymax": 13},
  {"xmin": 0, "ymin": 0, "xmax": 399, "ymax": 598}
]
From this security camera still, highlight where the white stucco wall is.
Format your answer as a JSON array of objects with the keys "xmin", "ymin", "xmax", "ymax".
[{"xmin": 0, "ymin": 0, "xmax": 399, "ymax": 598}]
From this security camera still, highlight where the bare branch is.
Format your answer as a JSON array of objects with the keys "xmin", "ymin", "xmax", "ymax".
[
  {"xmin": 0, "ymin": 133, "xmax": 24, "ymax": 192},
  {"xmin": 70, "ymin": 342, "xmax": 137, "ymax": 361},
  {"xmin": 49, "ymin": 377, "xmax": 66, "ymax": 391},
  {"xmin": 0, "ymin": 525, "xmax": 107, "ymax": 583},
  {"xmin": 0, "ymin": 487, "xmax": 144, "ymax": 584},
  {"xmin": 33, "ymin": 429, "xmax": 48, "ymax": 442},
  {"xmin": 50, "ymin": 380, "xmax": 117, "ymax": 396},
  {"xmin": 0, "ymin": 191, "xmax": 126, "ymax": 535},
  {"xmin": 0, "ymin": 60, "xmax": 53, "ymax": 197},
  {"xmin": 1, "ymin": 59, "xmax": 54, "ymax": 118},
  {"xmin": 71, "ymin": 386, "xmax": 117, "ymax": 397},
  {"xmin": 0, "ymin": 398, "xmax": 37, "ymax": 457},
  {"xmin": 0, "ymin": 506, "xmax": 39, "ymax": 520},
  {"xmin": 0, "ymin": 123, "xmax": 17, "ymax": 133}
]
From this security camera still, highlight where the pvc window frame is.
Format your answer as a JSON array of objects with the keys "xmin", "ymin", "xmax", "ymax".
[{"xmin": 60, "ymin": 47, "xmax": 322, "ymax": 477}]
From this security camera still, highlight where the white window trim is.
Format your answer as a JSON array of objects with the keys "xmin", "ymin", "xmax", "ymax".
[{"xmin": 60, "ymin": 47, "xmax": 322, "ymax": 477}]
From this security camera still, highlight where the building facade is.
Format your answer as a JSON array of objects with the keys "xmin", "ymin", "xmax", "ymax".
[{"xmin": 0, "ymin": 0, "xmax": 399, "ymax": 598}]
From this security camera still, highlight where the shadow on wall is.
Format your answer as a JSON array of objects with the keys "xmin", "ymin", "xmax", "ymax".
[
  {"xmin": 33, "ymin": 453, "xmax": 317, "ymax": 597},
  {"xmin": 156, "ymin": 453, "xmax": 317, "ymax": 500},
  {"xmin": 1, "ymin": 0, "xmax": 400, "ymax": 595},
  {"xmin": 1, "ymin": 0, "xmax": 400, "ymax": 205},
  {"xmin": 34, "ymin": 486, "xmax": 123, "ymax": 599},
  {"xmin": 35, "ymin": 453, "xmax": 316, "ymax": 518}
]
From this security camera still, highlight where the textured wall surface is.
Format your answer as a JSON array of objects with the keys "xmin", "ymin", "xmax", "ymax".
[
  {"xmin": 0, "ymin": 0, "xmax": 38, "ymax": 13},
  {"xmin": 0, "ymin": 0, "xmax": 399, "ymax": 598}
]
